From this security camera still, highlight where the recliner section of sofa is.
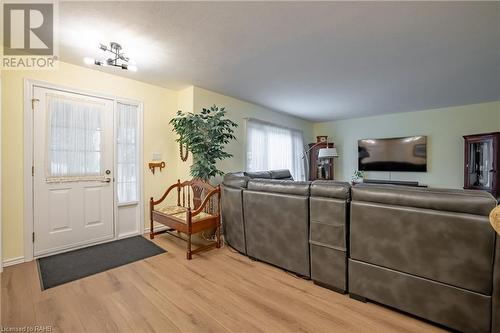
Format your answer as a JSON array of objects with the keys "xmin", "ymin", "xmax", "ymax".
[
  {"xmin": 244, "ymin": 179, "xmax": 311, "ymax": 276},
  {"xmin": 309, "ymin": 180, "xmax": 351, "ymax": 293},
  {"xmin": 349, "ymin": 184, "xmax": 498, "ymax": 333},
  {"xmin": 222, "ymin": 171, "xmax": 350, "ymax": 282},
  {"xmin": 221, "ymin": 170, "xmax": 296, "ymax": 255}
]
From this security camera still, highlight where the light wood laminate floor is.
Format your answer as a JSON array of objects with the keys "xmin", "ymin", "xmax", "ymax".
[{"xmin": 1, "ymin": 234, "xmax": 446, "ymax": 332}]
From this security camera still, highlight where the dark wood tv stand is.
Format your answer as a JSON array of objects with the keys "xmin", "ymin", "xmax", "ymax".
[{"xmin": 363, "ymin": 179, "xmax": 428, "ymax": 188}]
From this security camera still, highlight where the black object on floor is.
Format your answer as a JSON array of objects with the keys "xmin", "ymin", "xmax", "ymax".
[{"xmin": 37, "ymin": 236, "xmax": 166, "ymax": 290}]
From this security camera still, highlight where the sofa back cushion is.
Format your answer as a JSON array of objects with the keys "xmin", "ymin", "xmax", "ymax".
[
  {"xmin": 270, "ymin": 169, "xmax": 294, "ymax": 180},
  {"xmin": 351, "ymin": 185, "xmax": 497, "ymax": 295},
  {"xmin": 352, "ymin": 184, "xmax": 494, "ymax": 215},
  {"xmin": 244, "ymin": 169, "xmax": 294, "ymax": 180},
  {"xmin": 244, "ymin": 171, "xmax": 272, "ymax": 179},
  {"xmin": 247, "ymin": 179, "xmax": 310, "ymax": 196}
]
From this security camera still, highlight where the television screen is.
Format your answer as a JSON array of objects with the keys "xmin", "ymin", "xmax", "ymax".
[{"xmin": 358, "ymin": 136, "xmax": 427, "ymax": 172}]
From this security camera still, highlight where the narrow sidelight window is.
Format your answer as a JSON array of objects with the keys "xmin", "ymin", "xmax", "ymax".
[{"xmin": 116, "ymin": 102, "xmax": 139, "ymax": 204}]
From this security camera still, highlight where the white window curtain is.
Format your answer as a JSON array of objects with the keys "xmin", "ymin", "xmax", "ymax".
[
  {"xmin": 46, "ymin": 94, "xmax": 105, "ymax": 180},
  {"xmin": 116, "ymin": 102, "xmax": 139, "ymax": 204},
  {"xmin": 246, "ymin": 119, "xmax": 305, "ymax": 181}
]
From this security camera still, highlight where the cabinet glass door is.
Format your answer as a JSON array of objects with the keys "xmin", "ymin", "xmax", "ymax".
[{"xmin": 466, "ymin": 139, "xmax": 493, "ymax": 189}]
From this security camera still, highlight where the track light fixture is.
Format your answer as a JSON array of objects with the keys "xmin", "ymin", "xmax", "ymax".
[{"xmin": 83, "ymin": 42, "xmax": 137, "ymax": 72}]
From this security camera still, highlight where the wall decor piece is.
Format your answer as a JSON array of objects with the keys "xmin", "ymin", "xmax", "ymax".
[
  {"xmin": 179, "ymin": 141, "xmax": 189, "ymax": 161},
  {"xmin": 148, "ymin": 161, "xmax": 165, "ymax": 174}
]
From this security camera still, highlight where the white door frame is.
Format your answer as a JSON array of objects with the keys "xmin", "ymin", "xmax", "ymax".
[
  {"xmin": 23, "ymin": 79, "xmax": 144, "ymax": 261},
  {"xmin": 0, "ymin": 77, "xmax": 2, "ymax": 272}
]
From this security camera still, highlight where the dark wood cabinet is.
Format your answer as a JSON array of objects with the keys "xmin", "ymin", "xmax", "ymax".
[
  {"xmin": 464, "ymin": 132, "xmax": 500, "ymax": 199},
  {"xmin": 308, "ymin": 142, "xmax": 335, "ymax": 181}
]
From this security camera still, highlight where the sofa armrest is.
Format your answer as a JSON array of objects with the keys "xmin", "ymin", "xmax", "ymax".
[
  {"xmin": 493, "ymin": 234, "xmax": 500, "ymax": 333},
  {"xmin": 223, "ymin": 172, "xmax": 250, "ymax": 189},
  {"xmin": 310, "ymin": 180, "xmax": 351, "ymax": 200}
]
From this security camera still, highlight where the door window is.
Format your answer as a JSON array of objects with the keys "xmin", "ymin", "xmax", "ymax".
[{"xmin": 46, "ymin": 94, "xmax": 105, "ymax": 181}]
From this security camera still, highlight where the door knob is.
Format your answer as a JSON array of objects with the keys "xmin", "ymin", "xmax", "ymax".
[{"xmin": 101, "ymin": 178, "xmax": 112, "ymax": 183}]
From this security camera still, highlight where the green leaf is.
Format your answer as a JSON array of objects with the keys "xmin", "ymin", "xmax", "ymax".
[{"xmin": 170, "ymin": 105, "xmax": 238, "ymax": 181}]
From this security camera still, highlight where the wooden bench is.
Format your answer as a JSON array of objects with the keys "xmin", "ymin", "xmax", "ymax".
[{"xmin": 150, "ymin": 179, "xmax": 221, "ymax": 259}]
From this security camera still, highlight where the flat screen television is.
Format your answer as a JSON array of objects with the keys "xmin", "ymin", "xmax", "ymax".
[{"xmin": 358, "ymin": 136, "xmax": 427, "ymax": 172}]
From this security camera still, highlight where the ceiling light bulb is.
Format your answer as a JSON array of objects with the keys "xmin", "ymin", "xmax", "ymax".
[
  {"xmin": 128, "ymin": 65, "xmax": 138, "ymax": 72},
  {"xmin": 83, "ymin": 57, "xmax": 94, "ymax": 65}
]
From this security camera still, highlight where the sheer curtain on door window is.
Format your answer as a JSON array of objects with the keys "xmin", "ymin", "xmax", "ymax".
[
  {"xmin": 46, "ymin": 93, "xmax": 105, "ymax": 181},
  {"xmin": 246, "ymin": 119, "xmax": 306, "ymax": 181},
  {"xmin": 116, "ymin": 102, "xmax": 139, "ymax": 204}
]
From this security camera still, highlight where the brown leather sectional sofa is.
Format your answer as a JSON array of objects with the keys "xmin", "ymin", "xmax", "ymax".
[{"xmin": 221, "ymin": 171, "xmax": 499, "ymax": 333}]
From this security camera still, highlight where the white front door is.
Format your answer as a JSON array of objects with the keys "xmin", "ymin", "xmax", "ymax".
[{"xmin": 33, "ymin": 87, "xmax": 115, "ymax": 256}]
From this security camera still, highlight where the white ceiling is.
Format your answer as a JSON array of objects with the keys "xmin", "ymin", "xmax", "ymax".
[{"xmin": 59, "ymin": 1, "xmax": 500, "ymax": 122}]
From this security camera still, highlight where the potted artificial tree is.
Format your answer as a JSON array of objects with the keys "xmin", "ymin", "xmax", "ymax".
[
  {"xmin": 170, "ymin": 105, "xmax": 238, "ymax": 183},
  {"xmin": 352, "ymin": 170, "xmax": 365, "ymax": 185}
]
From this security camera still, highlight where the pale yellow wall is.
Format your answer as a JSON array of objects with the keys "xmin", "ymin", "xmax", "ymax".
[
  {"xmin": 1, "ymin": 62, "xmax": 179, "ymax": 260},
  {"xmin": 5, "ymin": 61, "xmax": 495, "ymax": 261},
  {"xmin": 1, "ymin": 65, "xmax": 315, "ymax": 261},
  {"xmin": 314, "ymin": 101, "xmax": 500, "ymax": 188},
  {"xmin": 192, "ymin": 86, "xmax": 315, "ymax": 182}
]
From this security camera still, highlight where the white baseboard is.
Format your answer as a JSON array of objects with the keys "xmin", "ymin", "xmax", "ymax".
[
  {"xmin": 3, "ymin": 256, "xmax": 25, "ymax": 267},
  {"xmin": 117, "ymin": 231, "xmax": 141, "ymax": 239},
  {"xmin": 144, "ymin": 225, "xmax": 169, "ymax": 234}
]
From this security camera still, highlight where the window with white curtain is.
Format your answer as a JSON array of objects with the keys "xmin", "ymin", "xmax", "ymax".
[
  {"xmin": 116, "ymin": 102, "xmax": 139, "ymax": 204},
  {"xmin": 246, "ymin": 119, "xmax": 305, "ymax": 180},
  {"xmin": 47, "ymin": 94, "xmax": 105, "ymax": 180}
]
